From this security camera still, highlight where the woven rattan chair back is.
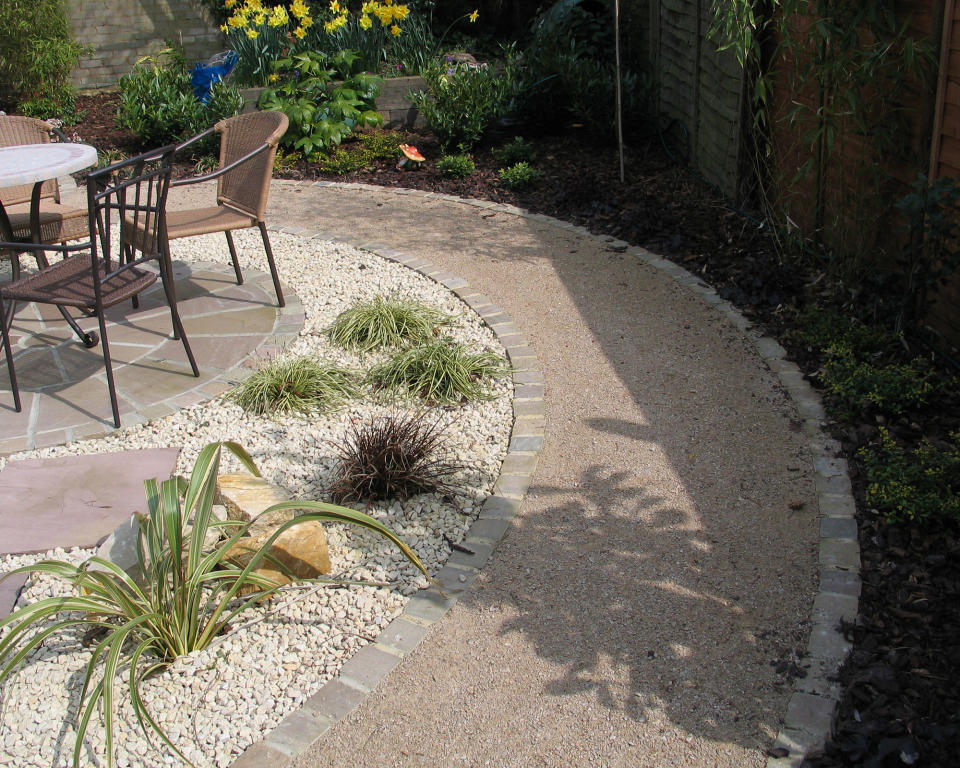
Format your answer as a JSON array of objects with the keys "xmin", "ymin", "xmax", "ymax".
[
  {"xmin": 165, "ymin": 110, "xmax": 288, "ymax": 306},
  {"xmin": 215, "ymin": 111, "xmax": 287, "ymax": 219},
  {"xmin": 0, "ymin": 147, "xmax": 199, "ymax": 427},
  {"xmin": 0, "ymin": 116, "xmax": 61, "ymax": 208}
]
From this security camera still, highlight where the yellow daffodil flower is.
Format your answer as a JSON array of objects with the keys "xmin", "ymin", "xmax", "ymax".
[
  {"xmin": 290, "ymin": 0, "xmax": 310, "ymax": 18},
  {"xmin": 329, "ymin": 0, "xmax": 340, "ymax": 12},
  {"xmin": 301, "ymin": 15, "xmax": 313, "ymax": 27},
  {"xmin": 469, "ymin": 9, "xmax": 479, "ymax": 22},
  {"xmin": 359, "ymin": 14, "xmax": 372, "ymax": 29},
  {"xmin": 224, "ymin": 0, "xmax": 236, "ymax": 8},
  {"xmin": 245, "ymin": 27, "xmax": 259, "ymax": 38},
  {"xmin": 267, "ymin": 6, "xmax": 288, "ymax": 26},
  {"xmin": 219, "ymin": 23, "xmax": 228, "ymax": 32},
  {"xmin": 254, "ymin": 12, "xmax": 267, "ymax": 25},
  {"xmin": 227, "ymin": 14, "xmax": 245, "ymax": 27},
  {"xmin": 391, "ymin": 23, "xmax": 402, "ymax": 36},
  {"xmin": 394, "ymin": 4, "xmax": 409, "ymax": 20},
  {"xmin": 361, "ymin": 1, "xmax": 377, "ymax": 14},
  {"xmin": 294, "ymin": 25, "xmax": 307, "ymax": 38},
  {"xmin": 269, "ymin": 73, "xmax": 279, "ymax": 82}
]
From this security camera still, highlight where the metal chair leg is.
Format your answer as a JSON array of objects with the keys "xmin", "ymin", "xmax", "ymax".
[
  {"xmin": 96, "ymin": 311, "xmax": 121, "ymax": 428},
  {"xmin": 0, "ymin": 297, "xmax": 21, "ymax": 413},
  {"xmin": 258, "ymin": 222, "xmax": 284, "ymax": 307},
  {"xmin": 225, "ymin": 230, "xmax": 244, "ymax": 285},
  {"xmin": 160, "ymin": 255, "xmax": 199, "ymax": 377}
]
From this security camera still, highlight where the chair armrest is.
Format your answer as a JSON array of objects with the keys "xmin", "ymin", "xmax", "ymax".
[
  {"xmin": 170, "ymin": 141, "xmax": 273, "ymax": 187},
  {"xmin": 0, "ymin": 240, "xmax": 89, "ymax": 255},
  {"xmin": 175, "ymin": 127, "xmax": 217, "ymax": 154}
]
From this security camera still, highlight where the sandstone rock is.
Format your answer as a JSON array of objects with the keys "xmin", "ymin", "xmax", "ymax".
[
  {"xmin": 215, "ymin": 474, "xmax": 291, "ymax": 522},
  {"xmin": 217, "ymin": 474, "xmax": 332, "ymax": 592},
  {"xmin": 225, "ymin": 519, "xmax": 332, "ymax": 592}
]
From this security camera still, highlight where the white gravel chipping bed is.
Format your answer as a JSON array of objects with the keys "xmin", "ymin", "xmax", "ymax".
[{"xmin": 0, "ymin": 231, "xmax": 514, "ymax": 768}]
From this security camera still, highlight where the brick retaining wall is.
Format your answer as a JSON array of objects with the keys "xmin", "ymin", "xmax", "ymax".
[{"xmin": 67, "ymin": 0, "xmax": 223, "ymax": 91}]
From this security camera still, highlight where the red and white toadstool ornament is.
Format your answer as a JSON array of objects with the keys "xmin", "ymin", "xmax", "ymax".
[{"xmin": 397, "ymin": 143, "xmax": 425, "ymax": 170}]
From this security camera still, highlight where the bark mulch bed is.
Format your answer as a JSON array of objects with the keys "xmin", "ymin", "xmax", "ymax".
[{"xmin": 57, "ymin": 93, "xmax": 960, "ymax": 768}]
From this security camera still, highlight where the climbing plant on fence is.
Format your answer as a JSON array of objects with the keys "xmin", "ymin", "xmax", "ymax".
[{"xmin": 710, "ymin": 0, "xmax": 936, "ymax": 279}]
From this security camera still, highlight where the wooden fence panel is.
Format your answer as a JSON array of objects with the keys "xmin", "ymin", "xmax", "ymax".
[{"xmin": 654, "ymin": 0, "xmax": 745, "ymax": 199}]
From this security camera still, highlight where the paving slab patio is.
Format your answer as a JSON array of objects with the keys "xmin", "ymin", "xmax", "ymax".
[{"xmin": 0, "ymin": 260, "xmax": 301, "ymax": 453}]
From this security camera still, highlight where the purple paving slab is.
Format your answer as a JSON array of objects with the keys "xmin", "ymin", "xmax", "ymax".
[{"xmin": 0, "ymin": 448, "xmax": 180, "ymax": 555}]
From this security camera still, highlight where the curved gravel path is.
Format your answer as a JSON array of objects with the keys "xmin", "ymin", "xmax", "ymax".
[{"xmin": 171, "ymin": 180, "xmax": 823, "ymax": 768}]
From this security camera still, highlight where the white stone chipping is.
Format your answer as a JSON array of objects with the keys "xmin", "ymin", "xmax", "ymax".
[{"xmin": 0, "ymin": 230, "xmax": 513, "ymax": 768}]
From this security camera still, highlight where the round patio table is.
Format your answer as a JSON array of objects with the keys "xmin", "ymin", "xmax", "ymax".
[
  {"xmin": 0, "ymin": 142, "xmax": 98, "ymax": 190},
  {"xmin": 0, "ymin": 141, "xmax": 98, "ymax": 245},
  {"xmin": 0, "ymin": 142, "xmax": 98, "ymax": 339}
]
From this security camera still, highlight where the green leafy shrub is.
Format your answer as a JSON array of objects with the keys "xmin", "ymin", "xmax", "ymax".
[
  {"xmin": 499, "ymin": 161, "xmax": 542, "ymax": 190},
  {"xmin": 436, "ymin": 153, "xmax": 476, "ymax": 179},
  {"xmin": 859, "ymin": 427, "xmax": 960, "ymax": 524},
  {"xmin": 225, "ymin": 356, "xmax": 359, "ymax": 415},
  {"xmin": 513, "ymin": 0, "xmax": 653, "ymax": 141},
  {"xmin": 789, "ymin": 308, "xmax": 896, "ymax": 358},
  {"xmin": 273, "ymin": 148, "xmax": 302, "ymax": 173},
  {"xmin": 318, "ymin": 130, "xmax": 405, "ymax": 174},
  {"xmin": 821, "ymin": 343, "xmax": 934, "ymax": 420},
  {"xmin": 0, "ymin": 0, "xmax": 89, "ymax": 118},
  {"xmin": 494, "ymin": 136, "xmax": 534, "ymax": 166},
  {"xmin": 327, "ymin": 410, "xmax": 465, "ymax": 503},
  {"xmin": 258, "ymin": 49, "xmax": 383, "ymax": 158},
  {"xmin": 409, "ymin": 55, "xmax": 516, "ymax": 152},
  {"xmin": 0, "ymin": 441, "xmax": 429, "ymax": 768},
  {"xmin": 319, "ymin": 144, "xmax": 378, "ymax": 174},
  {"xmin": 367, "ymin": 337, "xmax": 509, "ymax": 404},
  {"xmin": 117, "ymin": 50, "xmax": 243, "ymax": 149},
  {"xmin": 327, "ymin": 296, "xmax": 451, "ymax": 352}
]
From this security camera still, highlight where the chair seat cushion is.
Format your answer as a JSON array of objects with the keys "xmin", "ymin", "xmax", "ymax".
[
  {"xmin": 3, "ymin": 201, "xmax": 88, "ymax": 245},
  {"xmin": 164, "ymin": 205, "xmax": 256, "ymax": 240},
  {"xmin": 1, "ymin": 253, "xmax": 156, "ymax": 309}
]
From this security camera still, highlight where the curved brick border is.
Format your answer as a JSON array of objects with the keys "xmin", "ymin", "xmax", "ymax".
[{"xmin": 228, "ymin": 183, "xmax": 857, "ymax": 768}]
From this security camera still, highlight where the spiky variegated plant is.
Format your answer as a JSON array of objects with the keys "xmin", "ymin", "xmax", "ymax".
[{"xmin": 0, "ymin": 441, "xmax": 430, "ymax": 768}]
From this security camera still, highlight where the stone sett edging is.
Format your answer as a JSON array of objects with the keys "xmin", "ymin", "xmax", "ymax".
[{"xmin": 228, "ymin": 181, "xmax": 858, "ymax": 768}]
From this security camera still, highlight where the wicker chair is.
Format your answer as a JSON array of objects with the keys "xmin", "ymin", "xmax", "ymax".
[
  {"xmin": 162, "ymin": 110, "xmax": 289, "ymax": 306},
  {"xmin": 0, "ymin": 147, "xmax": 199, "ymax": 428},
  {"xmin": 0, "ymin": 115, "xmax": 89, "ymax": 251}
]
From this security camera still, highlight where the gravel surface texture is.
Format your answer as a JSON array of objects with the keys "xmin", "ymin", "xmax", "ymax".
[{"xmin": 0, "ymin": 229, "xmax": 512, "ymax": 767}]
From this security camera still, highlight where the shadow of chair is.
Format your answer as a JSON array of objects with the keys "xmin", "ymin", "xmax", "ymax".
[
  {"xmin": 161, "ymin": 110, "xmax": 289, "ymax": 307},
  {"xmin": 0, "ymin": 146, "xmax": 199, "ymax": 428}
]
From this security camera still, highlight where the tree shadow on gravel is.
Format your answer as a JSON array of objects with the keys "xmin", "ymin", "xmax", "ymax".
[{"xmin": 470, "ymin": 457, "xmax": 810, "ymax": 754}]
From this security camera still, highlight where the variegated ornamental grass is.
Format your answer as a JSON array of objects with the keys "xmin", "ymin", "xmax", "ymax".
[
  {"xmin": 366, "ymin": 336, "xmax": 510, "ymax": 405},
  {"xmin": 326, "ymin": 295, "xmax": 452, "ymax": 353}
]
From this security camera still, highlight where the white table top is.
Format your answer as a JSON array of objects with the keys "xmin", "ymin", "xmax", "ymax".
[{"xmin": 0, "ymin": 142, "xmax": 98, "ymax": 188}]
